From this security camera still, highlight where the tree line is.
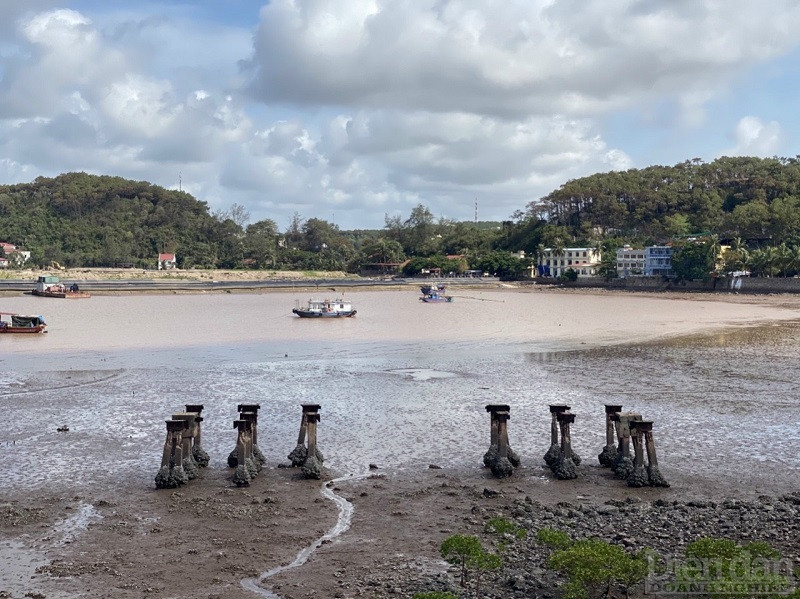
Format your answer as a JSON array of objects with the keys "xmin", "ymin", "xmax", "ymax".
[{"xmin": 3, "ymin": 156, "xmax": 800, "ymax": 279}]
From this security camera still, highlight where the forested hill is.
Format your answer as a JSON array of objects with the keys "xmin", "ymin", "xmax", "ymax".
[
  {"xmin": 0, "ymin": 172, "xmax": 223, "ymax": 268},
  {"xmin": 528, "ymin": 156, "xmax": 800, "ymax": 243},
  {"xmin": 3, "ymin": 157, "xmax": 800, "ymax": 272}
]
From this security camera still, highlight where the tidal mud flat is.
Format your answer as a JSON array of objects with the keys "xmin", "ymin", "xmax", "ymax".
[{"xmin": 1, "ymin": 289, "xmax": 800, "ymax": 598}]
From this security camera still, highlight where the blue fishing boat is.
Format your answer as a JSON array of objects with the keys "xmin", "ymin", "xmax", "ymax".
[{"xmin": 419, "ymin": 284, "xmax": 453, "ymax": 303}]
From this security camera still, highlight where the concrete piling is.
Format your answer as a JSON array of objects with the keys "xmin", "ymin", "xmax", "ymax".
[
  {"xmin": 239, "ymin": 404, "xmax": 265, "ymax": 469},
  {"xmin": 155, "ymin": 419, "xmax": 190, "ymax": 489},
  {"xmin": 627, "ymin": 421, "xmax": 649, "ymax": 487},
  {"xmin": 301, "ymin": 413, "xmax": 323, "ymax": 479},
  {"xmin": 489, "ymin": 411, "xmax": 515, "ymax": 478},
  {"xmin": 184, "ymin": 404, "xmax": 209, "ymax": 467},
  {"xmin": 642, "ymin": 421, "xmax": 669, "ymax": 487},
  {"xmin": 170, "ymin": 413, "xmax": 200, "ymax": 480},
  {"xmin": 483, "ymin": 404, "xmax": 520, "ymax": 469},
  {"xmin": 554, "ymin": 412, "xmax": 578, "ymax": 480},
  {"xmin": 232, "ymin": 419, "xmax": 256, "ymax": 487},
  {"xmin": 612, "ymin": 412, "xmax": 641, "ymax": 479},
  {"xmin": 544, "ymin": 405, "xmax": 570, "ymax": 467},
  {"xmin": 598, "ymin": 404, "xmax": 622, "ymax": 467},
  {"xmin": 288, "ymin": 404, "xmax": 323, "ymax": 466}
]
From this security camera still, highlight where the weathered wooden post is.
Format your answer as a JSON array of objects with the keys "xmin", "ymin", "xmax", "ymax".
[
  {"xmin": 598, "ymin": 404, "xmax": 622, "ymax": 467},
  {"xmin": 289, "ymin": 404, "xmax": 322, "ymax": 466},
  {"xmin": 483, "ymin": 404, "xmax": 520, "ymax": 469},
  {"xmin": 155, "ymin": 419, "xmax": 189, "ymax": 489},
  {"xmin": 185, "ymin": 404, "xmax": 209, "ymax": 467},
  {"xmin": 232, "ymin": 419, "xmax": 255, "ymax": 487},
  {"xmin": 627, "ymin": 421, "xmax": 649, "ymax": 487},
  {"xmin": 554, "ymin": 412, "xmax": 578, "ymax": 480},
  {"xmin": 612, "ymin": 412, "xmax": 641, "ymax": 479},
  {"xmin": 490, "ymin": 411, "xmax": 514, "ymax": 478},
  {"xmin": 301, "ymin": 413, "xmax": 323, "ymax": 479},
  {"xmin": 641, "ymin": 421, "xmax": 669, "ymax": 487},
  {"xmin": 171, "ymin": 412, "xmax": 199, "ymax": 480}
]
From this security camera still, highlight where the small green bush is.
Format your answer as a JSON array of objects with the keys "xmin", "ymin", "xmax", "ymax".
[
  {"xmin": 412, "ymin": 592, "xmax": 457, "ymax": 599},
  {"xmin": 536, "ymin": 527, "xmax": 572, "ymax": 550},
  {"xmin": 485, "ymin": 516, "xmax": 527, "ymax": 539}
]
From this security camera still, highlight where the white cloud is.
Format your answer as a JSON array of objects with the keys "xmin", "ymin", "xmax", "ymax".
[
  {"xmin": 725, "ymin": 116, "xmax": 782, "ymax": 157},
  {"xmin": 1, "ymin": 2, "xmax": 800, "ymax": 229}
]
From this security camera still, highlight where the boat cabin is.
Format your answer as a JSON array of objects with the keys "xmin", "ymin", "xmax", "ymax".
[{"xmin": 35, "ymin": 275, "xmax": 63, "ymax": 293}]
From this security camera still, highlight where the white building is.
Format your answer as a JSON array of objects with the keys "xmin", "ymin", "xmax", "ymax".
[
  {"xmin": 538, "ymin": 247, "xmax": 601, "ymax": 278},
  {"xmin": 616, "ymin": 246, "xmax": 646, "ymax": 278}
]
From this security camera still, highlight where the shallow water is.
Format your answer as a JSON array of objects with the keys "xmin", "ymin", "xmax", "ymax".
[{"xmin": 1, "ymin": 289, "xmax": 798, "ymax": 497}]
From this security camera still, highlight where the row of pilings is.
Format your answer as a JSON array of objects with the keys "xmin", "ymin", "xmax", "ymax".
[
  {"xmin": 155, "ymin": 403, "xmax": 325, "ymax": 489},
  {"xmin": 482, "ymin": 403, "xmax": 668, "ymax": 487},
  {"xmin": 155, "ymin": 402, "xmax": 667, "ymax": 488},
  {"xmin": 154, "ymin": 404, "xmax": 210, "ymax": 489},
  {"xmin": 598, "ymin": 405, "xmax": 669, "ymax": 487}
]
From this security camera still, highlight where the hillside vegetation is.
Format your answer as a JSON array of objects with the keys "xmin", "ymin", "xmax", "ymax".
[{"xmin": 2, "ymin": 157, "xmax": 800, "ymax": 278}]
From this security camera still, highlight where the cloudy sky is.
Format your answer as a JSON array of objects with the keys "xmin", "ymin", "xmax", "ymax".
[{"xmin": 1, "ymin": 1, "xmax": 800, "ymax": 231}]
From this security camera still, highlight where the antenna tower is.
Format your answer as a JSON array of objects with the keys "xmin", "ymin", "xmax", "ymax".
[{"xmin": 474, "ymin": 199, "xmax": 478, "ymax": 223}]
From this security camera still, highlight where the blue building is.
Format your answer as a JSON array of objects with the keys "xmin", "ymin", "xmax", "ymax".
[{"xmin": 644, "ymin": 246, "xmax": 673, "ymax": 276}]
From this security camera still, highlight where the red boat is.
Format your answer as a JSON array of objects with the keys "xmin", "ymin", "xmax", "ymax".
[{"xmin": 0, "ymin": 312, "xmax": 47, "ymax": 333}]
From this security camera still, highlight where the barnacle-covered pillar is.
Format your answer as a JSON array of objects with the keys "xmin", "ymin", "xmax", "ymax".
[
  {"xmin": 612, "ymin": 412, "xmax": 641, "ymax": 479},
  {"xmin": 554, "ymin": 412, "xmax": 578, "ymax": 480},
  {"xmin": 155, "ymin": 419, "xmax": 189, "ymax": 489},
  {"xmin": 627, "ymin": 421, "xmax": 649, "ymax": 487},
  {"xmin": 301, "ymin": 413, "xmax": 323, "ymax": 479},
  {"xmin": 598, "ymin": 404, "xmax": 622, "ymax": 467},
  {"xmin": 239, "ymin": 404, "xmax": 265, "ymax": 469},
  {"xmin": 171, "ymin": 413, "xmax": 199, "ymax": 480},
  {"xmin": 490, "ymin": 411, "xmax": 514, "ymax": 478},
  {"xmin": 289, "ymin": 404, "xmax": 322, "ymax": 466},
  {"xmin": 642, "ymin": 421, "xmax": 669, "ymax": 487},
  {"xmin": 483, "ymin": 404, "xmax": 520, "ymax": 469},
  {"xmin": 232, "ymin": 419, "xmax": 255, "ymax": 487},
  {"xmin": 185, "ymin": 404, "xmax": 209, "ymax": 467},
  {"xmin": 544, "ymin": 405, "xmax": 570, "ymax": 467}
]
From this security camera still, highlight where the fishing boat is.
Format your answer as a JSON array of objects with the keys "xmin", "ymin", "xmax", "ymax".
[
  {"xmin": 0, "ymin": 312, "xmax": 47, "ymax": 333},
  {"xmin": 292, "ymin": 298, "xmax": 357, "ymax": 318},
  {"xmin": 419, "ymin": 284, "xmax": 453, "ymax": 303},
  {"xmin": 31, "ymin": 276, "xmax": 90, "ymax": 299}
]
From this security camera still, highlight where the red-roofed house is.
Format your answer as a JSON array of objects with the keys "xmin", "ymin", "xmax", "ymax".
[{"xmin": 158, "ymin": 253, "xmax": 177, "ymax": 270}]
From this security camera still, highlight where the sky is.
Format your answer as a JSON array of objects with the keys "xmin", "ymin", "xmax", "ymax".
[{"xmin": 2, "ymin": 1, "xmax": 800, "ymax": 231}]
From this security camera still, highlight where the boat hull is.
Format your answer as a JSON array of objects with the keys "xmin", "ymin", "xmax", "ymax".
[
  {"xmin": 0, "ymin": 325, "xmax": 46, "ymax": 334},
  {"xmin": 32, "ymin": 290, "xmax": 91, "ymax": 299},
  {"xmin": 292, "ymin": 309, "xmax": 357, "ymax": 318}
]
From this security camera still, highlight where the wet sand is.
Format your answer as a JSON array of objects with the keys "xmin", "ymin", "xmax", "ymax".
[{"xmin": 2, "ymin": 288, "xmax": 800, "ymax": 598}]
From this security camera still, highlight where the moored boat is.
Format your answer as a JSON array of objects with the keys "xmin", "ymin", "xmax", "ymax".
[
  {"xmin": 420, "ymin": 283, "xmax": 453, "ymax": 303},
  {"xmin": 32, "ymin": 275, "xmax": 90, "ymax": 299},
  {"xmin": 0, "ymin": 312, "xmax": 47, "ymax": 333},
  {"xmin": 293, "ymin": 298, "xmax": 357, "ymax": 318}
]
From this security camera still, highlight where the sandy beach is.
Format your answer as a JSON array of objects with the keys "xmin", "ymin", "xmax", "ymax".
[{"xmin": 1, "ymin": 284, "xmax": 800, "ymax": 599}]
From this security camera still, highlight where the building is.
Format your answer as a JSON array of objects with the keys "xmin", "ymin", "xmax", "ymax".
[
  {"xmin": 644, "ymin": 246, "xmax": 673, "ymax": 276},
  {"xmin": 0, "ymin": 242, "xmax": 31, "ymax": 267},
  {"xmin": 158, "ymin": 253, "xmax": 177, "ymax": 270},
  {"xmin": 616, "ymin": 246, "xmax": 646, "ymax": 278},
  {"xmin": 537, "ymin": 247, "xmax": 601, "ymax": 278}
]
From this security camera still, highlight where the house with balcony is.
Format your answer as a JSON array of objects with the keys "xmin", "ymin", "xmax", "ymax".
[{"xmin": 537, "ymin": 247, "xmax": 601, "ymax": 278}]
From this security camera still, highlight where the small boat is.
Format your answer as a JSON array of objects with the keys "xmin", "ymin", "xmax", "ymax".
[
  {"xmin": 32, "ymin": 276, "xmax": 90, "ymax": 298},
  {"xmin": 0, "ymin": 312, "xmax": 47, "ymax": 333},
  {"xmin": 293, "ymin": 298, "xmax": 357, "ymax": 318},
  {"xmin": 420, "ymin": 284, "xmax": 453, "ymax": 303}
]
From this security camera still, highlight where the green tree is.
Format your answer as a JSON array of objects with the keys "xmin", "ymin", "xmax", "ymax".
[
  {"xmin": 440, "ymin": 535, "xmax": 482, "ymax": 587},
  {"xmin": 671, "ymin": 241, "xmax": 716, "ymax": 281}
]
